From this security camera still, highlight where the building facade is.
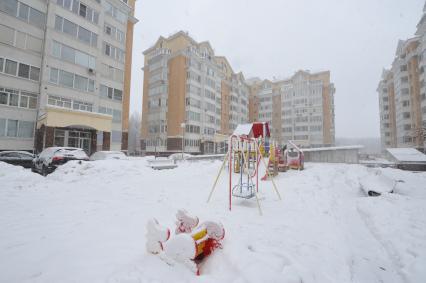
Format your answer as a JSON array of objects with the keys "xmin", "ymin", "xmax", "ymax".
[
  {"xmin": 248, "ymin": 70, "xmax": 336, "ymax": 148},
  {"xmin": 378, "ymin": 4, "xmax": 426, "ymax": 151},
  {"xmin": 0, "ymin": 0, "xmax": 137, "ymax": 153},
  {"xmin": 140, "ymin": 31, "xmax": 250, "ymax": 155},
  {"xmin": 141, "ymin": 32, "xmax": 336, "ymax": 154}
]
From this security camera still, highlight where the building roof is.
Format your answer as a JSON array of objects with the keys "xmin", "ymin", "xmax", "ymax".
[{"xmin": 386, "ymin": 148, "xmax": 426, "ymax": 163}]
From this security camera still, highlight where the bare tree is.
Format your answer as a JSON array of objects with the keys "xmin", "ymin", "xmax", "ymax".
[{"xmin": 128, "ymin": 111, "xmax": 141, "ymax": 155}]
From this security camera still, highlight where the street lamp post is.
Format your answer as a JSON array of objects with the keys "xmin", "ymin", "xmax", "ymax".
[{"xmin": 181, "ymin": 122, "xmax": 186, "ymax": 159}]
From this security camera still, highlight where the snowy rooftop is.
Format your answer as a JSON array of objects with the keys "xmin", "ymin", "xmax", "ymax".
[
  {"xmin": 386, "ymin": 148, "xmax": 426, "ymax": 163},
  {"xmin": 233, "ymin": 123, "xmax": 253, "ymax": 136},
  {"xmin": 301, "ymin": 145, "xmax": 364, "ymax": 152}
]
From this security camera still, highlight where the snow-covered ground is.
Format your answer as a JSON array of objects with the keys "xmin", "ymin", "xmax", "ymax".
[{"xmin": 1, "ymin": 159, "xmax": 426, "ymax": 283}]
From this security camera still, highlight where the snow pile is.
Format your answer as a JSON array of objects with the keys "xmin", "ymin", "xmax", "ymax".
[{"xmin": 0, "ymin": 160, "xmax": 425, "ymax": 282}]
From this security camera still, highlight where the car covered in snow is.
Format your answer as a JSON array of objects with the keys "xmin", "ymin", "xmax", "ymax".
[
  {"xmin": 89, "ymin": 151, "xmax": 127, "ymax": 161},
  {"xmin": 0, "ymin": 151, "xmax": 35, "ymax": 168},
  {"xmin": 359, "ymin": 169, "xmax": 398, "ymax": 196},
  {"xmin": 32, "ymin": 147, "xmax": 89, "ymax": 176}
]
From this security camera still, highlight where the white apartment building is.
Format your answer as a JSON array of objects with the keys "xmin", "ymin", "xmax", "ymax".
[
  {"xmin": 0, "ymin": 0, "xmax": 137, "ymax": 153},
  {"xmin": 249, "ymin": 70, "xmax": 335, "ymax": 148}
]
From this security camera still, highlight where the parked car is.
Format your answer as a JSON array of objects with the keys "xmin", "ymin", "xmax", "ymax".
[
  {"xmin": 32, "ymin": 147, "xmax": 89, "ymax": 176},
  {"xmin": 0, "ymin": 151, "xmax": 35, "ymax": 168},
  {"xmin": 90, "ymin": 151, "xmax": 127, "ymax": 161}
]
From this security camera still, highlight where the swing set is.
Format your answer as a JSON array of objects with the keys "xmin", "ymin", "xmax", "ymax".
[{"xmin": 207, "ymin": 134, "xmax": 281, "ymax": 215}]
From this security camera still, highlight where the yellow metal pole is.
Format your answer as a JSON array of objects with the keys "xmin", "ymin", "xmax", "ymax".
[{"xmin": 207, "ymin": 151, "xmax": 229, "ymax": 203}]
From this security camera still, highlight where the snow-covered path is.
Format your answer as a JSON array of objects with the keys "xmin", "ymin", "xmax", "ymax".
[{"xmin": 0, "ymin": 159, "xmax": 425, "ymax": 283}]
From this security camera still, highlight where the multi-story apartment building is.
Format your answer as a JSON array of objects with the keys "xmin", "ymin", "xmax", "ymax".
[
  {"xmin": 141, "ymin": 32, "xmax": 335, "ymax": 154},
  {"xmin": 377, "ymin": 69, "xmax": 397, "ymax": 148},
  {"xmin": 248, "ymin": 70, "xmax": 335, "ymax": 148},
  {"xmin": 141, "ymin": 31, "xmax": 250, "ymax": 154},
  {"xmin": 378, "ymin": 4, "xmax": 426, "ymax": 151},
  {"xmin": 0, "ymin": 0, "xmax": 137, "ymax": 153}
]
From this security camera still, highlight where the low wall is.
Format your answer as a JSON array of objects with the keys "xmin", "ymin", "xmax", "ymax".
[{"xmin": 303, "ymin": 148, "xmax": 360, "ymax": 163}]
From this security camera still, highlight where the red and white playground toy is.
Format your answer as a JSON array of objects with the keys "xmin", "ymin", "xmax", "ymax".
[{"xmin": 146, "ymin": 210, "xmax": 225, "ymax": 275}]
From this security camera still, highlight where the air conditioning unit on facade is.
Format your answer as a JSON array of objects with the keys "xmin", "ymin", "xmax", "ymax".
[{"xmin": 88, "ymin": 68, "xmax": 96, "ymax": 75}]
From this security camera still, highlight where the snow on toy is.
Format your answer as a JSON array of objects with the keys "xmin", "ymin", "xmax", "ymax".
[
  {"xmin": 284, "ymin": 140, "xmax": 304, "ymax": 170},
  {"xmin": 146, "ymin": 210, "xmax": 225, "ymax": 275},
  {"xmin": 207, "ymin": 125, "xmax": 281, "ymax": 215}
]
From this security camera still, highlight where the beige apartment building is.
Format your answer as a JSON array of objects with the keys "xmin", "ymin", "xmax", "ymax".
[
  {"xmin": 141, "ymin": 31, "xmax": 336, "ymax": 154},
  {"xmin": 140, "ymin": 31, "xmax": 249, "ymax": 154},
  {"xmin": 378, "ymin": 4, "xmax": 426, "ymax": 151},
  {"xmin": 0, "ymin": 0, "xmax": 137, "ymax": 154}
]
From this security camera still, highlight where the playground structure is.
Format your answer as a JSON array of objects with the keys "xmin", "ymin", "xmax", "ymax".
[
  {"xmin": 283, "ymin": 140, "xmax": 305, "ymax": 170},
  {"xmin": 146, "ymin": 210, "xmax": 225, "ymax": 275},
  {"xmin": 207, "ymin": 123, "xmax": 281, "ymax": 215}
]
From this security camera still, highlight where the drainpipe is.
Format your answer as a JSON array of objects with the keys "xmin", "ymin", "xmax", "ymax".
[{"xmin": 33, "ymin": 0, "xmax": 50, "ymax": 154}]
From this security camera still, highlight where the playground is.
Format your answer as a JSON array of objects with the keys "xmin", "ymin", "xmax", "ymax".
[{"xmin": 1, "ymin": 156, "xmax": 426, "ymax": 282}]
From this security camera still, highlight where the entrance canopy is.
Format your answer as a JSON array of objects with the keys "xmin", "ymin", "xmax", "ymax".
[{"xmin": 38, "ymin": 106, "xmax": 112, "ymax": 132}]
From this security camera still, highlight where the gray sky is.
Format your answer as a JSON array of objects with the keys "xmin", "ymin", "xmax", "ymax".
[{"xmin": 130, "ymin": 0, "xmax": 424, "ymax": 138}]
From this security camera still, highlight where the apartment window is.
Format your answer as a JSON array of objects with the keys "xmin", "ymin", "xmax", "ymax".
[
  {"xmin": 6, "ymin": 119, "xmax": 18, "ymax": 137},
  {"xmin": 0, "ymin": 119, "xmax": 5, "ymax": 137},
  {"xmin": 52, "ymin": 41, "xmax": 96, "ymax": 69},
  {"xmin": 403, "ymin": 112, "xmax": 411, "ymax": 119},
  {"xmin": 77, "ymin": 26, "xmax": 91, "ymax": 44},
  {"xmin": 74, "ymin": 75, "xmax": 88, "ymax": 91},
  {"xmin": 29, "ymin": 7, "xmax": 45, "ymax": 28},
  {"xmin": 18, "ymin": 121, "xmax": 34, "ymax": 138},
  {"xmin": 402, "ymin": 100, "xmax": 410, "ymax": 107},
  {"xmin": 56, "ymin": 0, "xmax": 99, "ymax": 25},
  {"xmin": 79, "ymin": 3, "xmax": 86, "ymax": 17},
  {"xmin": 99, "ymin": 84, "xmax": 122, "ymax": 101},
  {"xmin": 0, "ymin": 0, "xmax": 45, "ymax": 29},
  {"xmin": 59, "ymin": 70, "xmax": 74, "ymax": 88},
  {"xmin": 5, "ymin": 59, "xmax": 17, "ymax": 76},
  {"xmin": 50, "ymin": 68, "xmax": 94, "ymax": 93},
  {"xmin": 0, "ymin": 0, "xmax": 18, "ymax": 16},
  {"xmin": 48, "ymin": 95, "xmax": 72, "ymax": 108},
  {"xmin": 404, "ymin": 124, "xmax": 411, "ymax": 130},
  {"xmin": 21, "ymin": 4, "xmax": 33, "ymax": 24},
  {"xmin": 18, "ymin": 63, "xmax": 30, "ymax": 79},
  {"xmin": 63, "ymin": 18, "xmax": 78, "ymax": 37}
]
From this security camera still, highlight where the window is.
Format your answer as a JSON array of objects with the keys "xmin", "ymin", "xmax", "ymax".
[
  {"xmin": 79, "ymin": 3, "xmax": 86, "ymax": 17},
  {"xmin": 19, "ymin": 94, "xmax": 28, "ymax": 107},
  {"xmin": 0, "ymin": 0, "xmax": 18, "ymax": 16},
  {"xmin": 74, "ymin": 75, "xmax": 88, "ymax": 91},
  {"xmin": 113, "ymin": 89, "xmax": 122, "ymax": 101},
  {"xmin": 6, "ymin": 119, "xmax": 18, "ymax": 137},
  {"xmin": 0, "ymin": 58, "xmax": 3, "ymax": 72},
  {"xmin": 29, "ymin": 66, "xmax": 40, "ymax": 81},
  {"xmin": 0, "ymin": 24, "xmax": 15, "ymax": 46},
  {"xmin": 18, "ymin": 63, "xmax": 29, "ymax": 79},
  {"xmin": 0, "ymin": 118, "xmax": 5, "ymax": 137},
  {"xmin": 5, "ymin": 59, "xmax": 17, "ymax": 76},
  {"xmin": 57, "ymin": 0, "xmax": 98, "ymax": 24},
  {"xmin": 0, "ymin": 92, "xmax": 7, "ymax": 104},
  {"xmin": 18, "ymin": 121, "xmax": 34, "ymax": 138},
  {"xmin": 63, "ymin": 19, "xmax": 77, "ymax": 37},
  {"xmin": 52, "ymin": 41, "xmax": 61, "ymax": 57},
  {"xmin": 54, "ymin": 15, "xmax": 63, "ymax": 30},
  {"xmin": 77, "ymin": 26, "xmax": 91, "ymax": 44},
  {"xmin": 59, "ymin": 70, "xmax": 74, "ymax": 88},
  {"xmin": 29, "ymin": 7, "xmax": 45, "ymax": 28},
  {"xmin": 50, "ymin": 68, "xmax": 59, "ymax": 83}
]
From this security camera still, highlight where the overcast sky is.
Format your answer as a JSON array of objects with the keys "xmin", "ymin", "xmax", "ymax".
[{"xmin": 129, "ymin": 0, "xmax": 424, "ymax": 138}]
